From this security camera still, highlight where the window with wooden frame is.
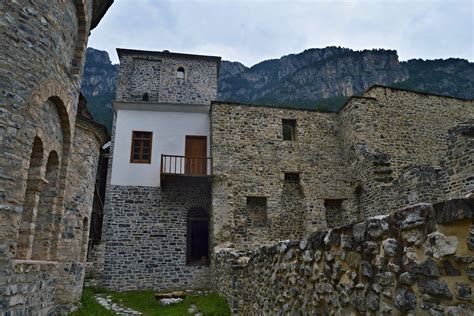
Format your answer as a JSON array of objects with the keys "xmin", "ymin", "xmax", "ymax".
[
  {"xmin": 130, "ymin": 131, "xmax": 153, "ymax": 163},
  {"xmin": 282, "ymin": 119, "xmax": 297, "ymax": 141}
]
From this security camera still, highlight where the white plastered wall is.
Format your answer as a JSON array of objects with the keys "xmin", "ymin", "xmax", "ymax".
[{"xmin": 110, "ymin": 107, "xmax": 210, "ymax": 187}]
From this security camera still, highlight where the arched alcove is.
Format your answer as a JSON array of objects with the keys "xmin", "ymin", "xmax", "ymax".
[
  {"xmin": 186, "ymin": 207, "xmax": 209, "ymax": 266},
  {"xmin": 17, "ymin": 136, "xmax": 44, "ymax": 259},
  {"xmin": 32, "ymin": 151, "xmax": 60, "ymax": 261},
  {"xmin": 17, "ymin": 85, "xmax": 72, "ymax": 262}
]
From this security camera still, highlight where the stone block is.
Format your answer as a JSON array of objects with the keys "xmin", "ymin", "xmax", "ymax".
[
  {"xmin": 418, "ymin": 279, "xmax": 453, "ymax": 299},
  {"xmin": 424, "ymin": 232, "xmax": 458, "ymax": 259}
]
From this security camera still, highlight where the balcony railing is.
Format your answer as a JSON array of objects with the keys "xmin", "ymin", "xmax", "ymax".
[{"xmin": 160, "ymin": 154, "xmax": 212, "ymax": 176}]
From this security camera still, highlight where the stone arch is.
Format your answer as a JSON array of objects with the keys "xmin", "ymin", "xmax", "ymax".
[
  {"xmin": 22, "ymin": 80, "xmax": 73, "ymax": 140},
  {"xmin": 70, "ymin": 0, "xmax": 89, "ymax": 75},
  {"xmin": 32, "ymin": 151, "xmax": 60, "ymax": 261},
  {"xmin": 17, "ymin": 136, "xmax": 45, "ymax": 259},
  {"xmin": 183, "ymin": 198, "xmax": 211, "ymax": 212},
  {"xmin": 18, "ymin": 81, "xmax": 76, "ymax": 263},
  {"xmin": 81, "ymin": 216, "xmax": 89, "ymax": 261},
  {"xmin": 186, "ymin": 207, "xmax": 210, "ymax": 266}
]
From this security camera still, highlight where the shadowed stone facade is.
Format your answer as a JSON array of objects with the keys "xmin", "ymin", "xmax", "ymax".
[{"xmin": 0, "ymin": 0, "xmax": 111, "ymax": 313}]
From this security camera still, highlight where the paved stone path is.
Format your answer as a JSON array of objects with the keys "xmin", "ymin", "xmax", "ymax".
[
  {"xmin": 187, "ymin": 304, "xmax": 203, "ymax": 315},
  {"xmin": 94, "ymin": 293, "xmax": 202, "ymax": 315},
  {"xmin": 94, "ymin": 294, "xmax": 142, "ymax": 315}
]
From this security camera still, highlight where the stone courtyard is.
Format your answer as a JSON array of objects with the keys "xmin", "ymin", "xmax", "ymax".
[{"xmin": 1, "ymin": 0, "xmax": 473, "ymax": 315}]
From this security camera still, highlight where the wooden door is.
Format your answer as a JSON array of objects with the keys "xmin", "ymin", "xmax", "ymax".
[{"xmin": 185, "ymin": 136, "xmax": 207, "ymax": 175}]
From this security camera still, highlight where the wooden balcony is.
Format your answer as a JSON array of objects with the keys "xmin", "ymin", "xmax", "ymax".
[{"xmin": 160, "ymin": 154, "xmax": 212, "ymax": 188}]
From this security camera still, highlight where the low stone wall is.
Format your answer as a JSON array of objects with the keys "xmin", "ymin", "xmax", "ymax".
[{"xmin": 213, "ymin": 198, "xmax": 474, "ymax": 315}]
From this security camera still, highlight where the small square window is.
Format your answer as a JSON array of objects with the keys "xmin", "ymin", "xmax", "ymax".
[
  {"xmin": 246, "ymin": 197, "xmax": 267, "ymax": 227},
  {"xmin": 284, "ymin": 172, "xmax": 300, "ymax": 183},
  {"xmin": 282, "ymin": 119, "xmax": 296, "ymax": 141},
  {"xmin": 130, "ymin": 131, "xmax": 153, "ymax": 163}
]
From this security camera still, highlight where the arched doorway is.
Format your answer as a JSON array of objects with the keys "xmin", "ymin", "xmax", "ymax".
[{"xmin": 186, "ymin": 207, "xmax": 209, "ymax": 266}]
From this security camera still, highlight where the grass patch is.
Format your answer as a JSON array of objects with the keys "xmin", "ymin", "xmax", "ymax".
[
  {"xmin": 70, "ymin": 287, "xmax": 115, "ymax": 316},
  {"xmin": 110, "ymin": 290, "xmax": 231, "ymax": 316},
  {"xmin": 70, "ymin": 287, "xmax": 231, "ymax": 316}
]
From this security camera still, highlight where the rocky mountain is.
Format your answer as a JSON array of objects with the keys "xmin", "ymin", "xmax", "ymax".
[
  {"xmin": 81, "ymin": 47, "xmax": 474, "ymax": 131},
  {"xmin": 81, "ymin": 48, "xmax": 118, "ymax": 131},
  {"xmin": 219, "ymin": 47, "xmax": 409, "ymax": 107},
  {"xmin": 394, "ymin": 58, "xmax": 474, "ymax": 99}
]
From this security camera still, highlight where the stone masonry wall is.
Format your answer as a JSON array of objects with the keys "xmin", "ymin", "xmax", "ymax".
[
  {"xmin": 444, "ymin": 121, "xmax": 474, "ymax": 199},
  {"xmin": 4, "ymin": 261, "xmax": 57, "ymax": 315},
  {"xmin": 213, "ymin": 199, "xmax": 474, "ymax": 315},
  {"xmin": 210, "ymin": 102, "xmax": 350, "ymax": 250},
  {"xmin": 57, "ymin": 117, "xmax": 106, "ymax": 306},
  {"xmin": 339, "ymin": 87, "xmax": 474, "ymax": 219},
  {"xmin": 86, "ymin": 241, "xmax": 106, "ymax": 279},
  {"xmin": 356, "ymin": 86, "xmax": 473, "ymax": 178},
  {"xmin": 100, "ymin": 184, "xmax": 211, "ymax": 291},
  {"xmin": 116, "ymin": 50, "xmax": 219, "ymax": 105},
  {"xmin": 0, "ymin": 0, "xmax": 109, "ymax": 313}
]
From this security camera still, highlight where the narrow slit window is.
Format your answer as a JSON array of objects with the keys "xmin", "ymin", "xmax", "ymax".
[
  {"xmin": 130, "ymin": 131, "xmax": 153, "ymax": 163},
  {"xmin": 177, "ymin": 67, "xmax": 185, "ymax": 79},
  {"xmin": 282, "ymin": 119, "xmax": 296, "ymax": 141}
]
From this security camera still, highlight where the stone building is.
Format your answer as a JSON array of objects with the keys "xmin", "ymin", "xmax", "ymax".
[
  {"xmin": 212, "ymin": 86, "xmax": 474, "ymax": 248},
  {"xmin": 99, "ymin": 47, "xmax": 473, "ymax": 294},
  {"xmin": 99, "ymin": 49, "xmax": 220, "ymax": 290},
  {"xmin": 0, "ymin": 0, "xmax": 112, "ymax": 313}
]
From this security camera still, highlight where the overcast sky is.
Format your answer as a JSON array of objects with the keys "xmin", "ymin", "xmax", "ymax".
[{"xmin": 88, "ymin": 0, "xmax": 473, "ymax": 66}]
